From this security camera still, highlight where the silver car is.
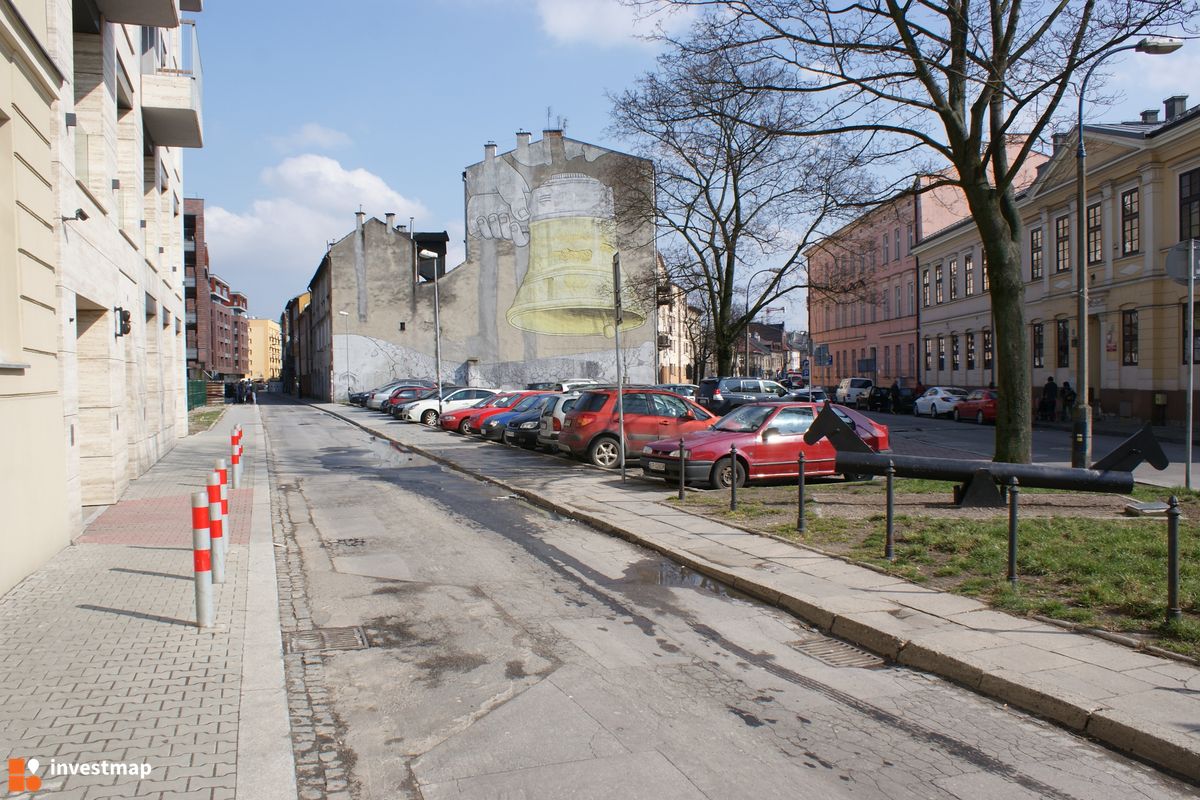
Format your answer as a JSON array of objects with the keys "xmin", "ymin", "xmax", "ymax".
[{"xmin": 536, "ymin": 392, "xmax": 582, "ymax": 453}]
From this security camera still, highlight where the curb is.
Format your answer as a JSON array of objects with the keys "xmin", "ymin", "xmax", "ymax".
[{"xmin": 311, "ymin": 402, "xmax": 1200, "ymax": 785}]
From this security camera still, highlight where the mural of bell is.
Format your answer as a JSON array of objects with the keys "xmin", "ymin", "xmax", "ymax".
[{"xmin": 506, "ymin": 172, "xmax": 646, "ymax": 336}]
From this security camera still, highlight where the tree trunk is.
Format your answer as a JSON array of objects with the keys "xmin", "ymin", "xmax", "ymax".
[
  {"xmin": 964, "ymin": 184, "xmax": 1031, "ymax": 463},
  {"xmin": 716, "ymin": 338, "xmax": 737, "ymax": 376}
]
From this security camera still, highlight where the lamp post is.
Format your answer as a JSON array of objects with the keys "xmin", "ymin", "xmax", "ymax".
[
  {"xmin": 1072, "ymin": 36, "xmax": 1182, "ymax": 468},
  {"xmin": 337, "ymin": 310, "xmax": 350, "ymax": 401},
  {"xmin": 418, "ymin": 249, "xmax": 443, "ymax": 417}
]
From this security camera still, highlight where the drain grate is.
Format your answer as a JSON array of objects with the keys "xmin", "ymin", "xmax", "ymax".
[
  {"xmin": 283, "ymin": 626, "xmax": 370, "ymax": 654},
  {"xmin": 788, "ymin": 637, "xmax": 884, "ymax": 669}
]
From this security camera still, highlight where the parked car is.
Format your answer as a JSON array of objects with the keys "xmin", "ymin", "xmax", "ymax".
[
  {"xmin": 654, "ymin": 383, "xmax": 699, "ymax": 397},
  {"xmin": 525, "ymin": 379, "xmax": 600, "ymax": 392},
  {"xmin": 438, "ymin": 392, "xmax": 519, "ymax": 432},
  {"xmin": 953, "ymin": 389, "xmax": 999, "ymax": 424},
  {"xmin": 502, "ymin": 402, "xmax": 558, "ymax": 448},
  {"xmin": 890, "ymin": 386, "xmax": 918, "ymax": 415},
  {"xmin": 913, "ymin": 386, "xmax": 969, "ymax": 418},
  {"xmin": 400, "ymin": 387, "xmax": 497, "ymax": 425},
  {"xmin": 381, "ymin": 385, "xmax": 433, "ymax": 416},
  {"xmin": 640, "ymin": 401, "xmax": 890, "ymax": 488},
  {"xmin": 364, "ymin": 380, "xmax": 411, "ymax": 410},
  {"xmin": 478, "ymin": 393, "xmax": 556, "ymax": 441},
  {"xmin": 559, "ymin": 388, "xmax": 716, "ymax": 468},
  {"xmin": 863, "ymin": 386, "xmax": 894, "ymax": 412},
  {"xmin": 536, "ymin": 392, "xmax": 584, "ymax": 453},
  {"xmin": 784, "ymin": 387, "xmax": 828, "ymax": 404},
  {"xmin": 696, "ymin": 377, "xmax": 788, "ymax": 415},
  {"xmin": 834, "ymin": 377, "xmax": 874, "ymax": 406}
]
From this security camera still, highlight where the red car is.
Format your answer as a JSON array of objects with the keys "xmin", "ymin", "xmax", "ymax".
[
  {"xmin": 558, "ymin": 388, "xmax": 716, "ymax": 468},
  {"xmin": 439, "ymin": 392, "xmax": 520, "ymax": 433},
  {"xmin": 952, "ymin": 389, "xmax": 998, "ymax": 424},
  {"xmin": 381, "ymin": 385, "xmax": 431, "ymax": 416},
  {"xmin": 640, "ymin": 402, "xmax": 889, "ymax": 489}
]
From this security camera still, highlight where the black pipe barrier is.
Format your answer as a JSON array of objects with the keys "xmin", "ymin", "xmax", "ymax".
[{"xmin": 834, "ymin": 451, "xmax": 1134, "ymax": 495}]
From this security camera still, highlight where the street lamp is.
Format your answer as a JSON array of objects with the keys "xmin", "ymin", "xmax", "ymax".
[
  {"xmin": 418, "ymin": 249, "xmax": 443, "ymax": 418},
  {"xmin": 1073, "ymin": 36, "xmax": 1183, "ymax": 468},
  {"xmin": 337, "ymin": 310, "xmax": 350, "ymax": 401}
]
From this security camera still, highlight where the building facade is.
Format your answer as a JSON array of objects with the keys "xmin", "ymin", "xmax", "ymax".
[
  {"xmin": 247, "ymin": 318, "xmax": 281, "ymax": 383},
  {"xmin": 1, "ymin": 0, "xmax": 203, "ymax": 596},
  {"xmin": 916, "ymin": 96, "xmax": 1200, "ymax": 425},
  {"xmin": 655, "ymin": 282, "xmax": 695, "ymax": 383},
  {"xmin": 298, "ymin": 131, "xmax": 659, "ymax": 401},
  {"xmin": 280, "ymin": 291, "xmax": 310, "ymax": 395}
]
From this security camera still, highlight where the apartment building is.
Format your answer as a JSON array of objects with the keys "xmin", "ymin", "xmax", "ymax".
[
  {"xmin": 0, "ymin": 0, "xmax": 203, "ymax": 596},
  {"xmin": 807, "ymin": 178, "xmax": 969, "ymax": 389},
  {"xmin": 655, "ymin": 282, "xmax": 695, "ymax": 383},
  {"xmin": 280, "ymin": 291, "xmax": 310, "ymax": 395},
  {"xmin": 916, "ymin": 96, "xmax": 1200, "ymax": 425},
  {"xmin": 247, "ymin": 317, "xmax": 282, "ymax": 383}
]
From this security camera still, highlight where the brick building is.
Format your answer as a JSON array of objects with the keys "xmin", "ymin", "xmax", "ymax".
[{"xmin": 184, "ymin": 198, "xmax": 248, "ymax": 380}]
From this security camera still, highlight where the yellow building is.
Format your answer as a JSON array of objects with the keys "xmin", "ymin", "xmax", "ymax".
[{"xmin": 247, "ymin": 318, "xmax": 282, "ymax": 383}]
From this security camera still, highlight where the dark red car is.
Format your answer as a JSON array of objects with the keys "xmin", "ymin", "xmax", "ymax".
[
  {"xmin": 640, "ymin": 402, "xmax": 889, "ymax": 488},
  {"xmin": 462, "ymin": 390, "xmax": 551, "ymax": 434},
  {"xmin": 558, "ymin": 388, "xmax": 716, "ymax": 468},
  {"xmin": 381, "ymin": 385, "xmax": 431, "ymax": 416},
  {"xmin": 439, "ymin": 391, "xmax": 521, "ymax": 433},
  {"xmin": 952, "ymin": 389, "xmax": 998, "ymax": 424}
]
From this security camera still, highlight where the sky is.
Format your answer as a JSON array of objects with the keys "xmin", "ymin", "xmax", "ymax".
[{"xmin": 187, "ymin": 0, "xmax": 1200, "ymax": 330}]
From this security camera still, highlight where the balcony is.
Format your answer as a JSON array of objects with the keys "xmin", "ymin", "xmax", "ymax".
[
  {"xmin": 183, "ymin": 276, "xmax": 195, "ymax": 289},
  {"xmin": 141, "ymin": 22, "xmax": 203, "ymax": 148},
  {"xmin": 95, "ymin": 0, "xmax": 180, "ymax": 28}
]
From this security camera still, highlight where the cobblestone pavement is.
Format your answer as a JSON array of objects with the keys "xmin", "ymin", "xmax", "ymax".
[{"xmin": 0, "ymin": 405, "xmax": 284, "ymax": 799}]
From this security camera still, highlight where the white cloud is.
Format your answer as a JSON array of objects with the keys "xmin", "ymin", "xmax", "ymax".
[
  {"xmin": 205, "ymin": 155, "xmax": 428, "ymax": 317},
  {"xmin": 1100, "ymin": 49, "xmax": 1200, "ymax": 120},
  {"xmin": 534, "ymin": 0, "xmax": 691, "ymax": 47},
  {"xmin": 269, "ymin": 123, "xmax": 352, "ymax": 153}
]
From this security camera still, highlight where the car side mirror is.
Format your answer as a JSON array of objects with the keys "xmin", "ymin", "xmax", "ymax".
[
  {"xmin": 763, "ymin": 427, "xmax": 781, "ymax": 440},
  {"xmin": 680, "ymin": 412, "xmax": 694, "ymax": 421}
]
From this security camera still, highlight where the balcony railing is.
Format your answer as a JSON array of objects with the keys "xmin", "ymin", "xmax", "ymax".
[{"xmin": 141, "ymin": 21, "xmax": 203, "ymax": 148}]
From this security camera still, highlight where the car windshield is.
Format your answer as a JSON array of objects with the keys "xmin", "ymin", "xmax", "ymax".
[
  {"xmin": 512, "ymin": 394, "xmax": 547, "ymax": 412},
  {"xmin": 493, "ymin": 394, "xmax": 519, "ymax": 408},
  {"xmin": 416, "ymin": 389, "xmax": 438, "ymax": 400},
  {"xmin": 713, "ymin": 405, "xmax": 775, "ymax": 432}
]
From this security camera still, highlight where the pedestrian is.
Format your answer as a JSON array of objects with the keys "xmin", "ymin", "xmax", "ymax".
[
  {"xmin": 1060, "ymin": 380, "xmax": 1076, "ymax": 421},
  {"xmin": 889, "ymin": 380, "xmax": 900, "ymax": 414},
  {"xmin": 1039, "ymin": 376, "xmax": 1058, "ymax": 421},
  {"xmin": 249, "ymin": 381, "xmax": 257, "ymax": 405},
  {"xmin": 235, "ymin": 380, "xmax": 245, "ymax": 405}
]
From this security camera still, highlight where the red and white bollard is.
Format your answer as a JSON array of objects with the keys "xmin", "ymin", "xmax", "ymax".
[
  {"xmin": 231, "ymin": 442, "xmax": 242, "ymax": 490},
  {"xmin": 216, "ymin": 458, "xmax": 229, "ymax": 526},
  {"xmin": 191, "ymin": 491, "xmax": 213, "ymax": 628},
  {"xmin": 206, "ymin": 471, "xmax": 225, "ymax": 584}
]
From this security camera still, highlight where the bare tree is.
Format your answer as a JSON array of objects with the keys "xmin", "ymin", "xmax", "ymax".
[
  {"xmin": 632, "ymin": 0, "xmax": 1195, "ymax": 462},
  {"xmin": 609, "ymin": 48, "xmax": 872, "ymax": 377}
]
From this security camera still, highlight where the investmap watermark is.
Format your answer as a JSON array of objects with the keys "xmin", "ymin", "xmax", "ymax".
[{"xmin": 7, "ymin": 757, "xmax": 153, "ymax": 794}]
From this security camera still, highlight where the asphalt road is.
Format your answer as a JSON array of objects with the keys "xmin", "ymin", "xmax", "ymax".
[{"xmin": 263, "ymin": 400, "xmax": 1194, "ymax": 799}]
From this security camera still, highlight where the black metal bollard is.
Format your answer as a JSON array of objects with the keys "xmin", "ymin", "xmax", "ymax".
[
  {"xmin": 1167, "ymin": 496, "xmax": 1182, "ymax": 622},
  {"xmin": 678, "ymin": 437, "xmax": 686, "ymax": 502},
  {"xmin": 729, "ymin": 443, "xmax": 738, "ymax": 512},
  {"xmin": 885, "ymin": 460, "xmax": 896, "ymax": 561},
  {"xmin": 1007, "ymin": 476, "xmax": 1019, "ymax": 587},
  {"xmin": 797, "ymin": 451, "xmax": 806, "ymax": 535}
]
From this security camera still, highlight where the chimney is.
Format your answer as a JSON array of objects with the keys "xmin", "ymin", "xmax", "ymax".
[
  {"xmin": 1164, "ymin": 95, "xmax": 1189, "ymax": 121},
  {"xmin": 355, "ymin": 210, "xmax": 365, "ymax": 231},
  {"xmin": 484, "ymin": 140, "xmax": 496, "ymax": 162},
  {"xmin": 385, "ymin": 212, "xmax": 395, "ymax": 234},
  {"xmin": 1140, "ymin": 109, "xmax": 1160, "ymax": 124},
  {"xmin": 1051, "ymin": 132, "xmax": 1070, "ymax": 154},
  {"xmin": 516, "ymin": 130, "xmax": 530, "ymax": 163}
]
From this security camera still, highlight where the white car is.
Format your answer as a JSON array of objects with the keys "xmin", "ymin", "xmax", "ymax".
[
  {"xmin": 914, "ymin": 386, "xmax": 969, "ymax": 418},
  {"xmin": 402, "ymin": 387, "xmax": 497, "ymax": 425}
]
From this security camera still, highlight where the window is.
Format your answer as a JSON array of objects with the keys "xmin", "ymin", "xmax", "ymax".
[
  {"xmin": 771, "ymin": 407, "xmax": 815, "ymax": 435},
  {"xmin": 1087, "ymin": 203, "xmax": 1103, "ymax": 265},
  {"xmin": 1056, "ymin": 319, "xmax": 1070, "ymax": 368},
  {"xmin": 894, "ymin": 227, "xmax": 901, "ymax": 259},
  {"xmin": 1030, "ymin": 228, "xmax": 1043, "ymax": 279},
  {"xmin": 936, "ymin": 336, "xmax": 945, "ymax": 371},
  {"xmin": 922, "ymin": 269, "xmax": 930, "ymax": 306},
  {"xmin": 883, "ymin": 346, "xmax": 891, "ymax": 376},
  {"xmin": 1183, "ymin": 168, "xmax": 1200, "ymax": 241},
  {"xmin": 907, "ymin": 223, "xmax": 914, "ymax": 251},
  {"xmin": 1055, "ymin": 216, "xmax": 1071, "ymax": 273},
  {"xmin": 621, "ymin": 392, "xmax": 652, "ymax": 414},
  {"xmin": 1121, "ymin": 188, "xmax": 1140, "ymax": 256},
  {"xmin": 964, "ymin": 254, "xmax": 975, "ymax": 296},
  {"xmin": 983, "ymin": 330, "xmax": 993, "ymax": 370},
  {"xmin": 1183, "ymin": 301, "xmax": 1200, "ymax": 364},
  {"xmin": 882, "ymin": 233, "xmax": 889, "ymax": 263},
  {"xmin": 1032, "ymin": 323, "xmax": 1044, "ymax": 368},
  {"xmin": 950, "ymin": 335, "xmax": 960, "ymax": 371},
  {"xmin": 935, "ymin": 265, "xmax": 944, "ymax": 304},
  {"xmin": 894, "ymin": 285, "xmax": 901, "ymax": 318},
  {"xmin": 949, "ymin": 259, "xmax": 958, "ymax": 300},
  {"xmin": 908, "ymin": 343, "xmax": 915, "ymax": 375},
  {"xmin": 924, "ymin": 338, "xmax": 932, "ymax": 371},
  {"xmin": 966, "ymin": 334, "xmax": 976, "ymax": 371},
  {"xmin": 981, "ymin": 251, "xmax": 989, "ymax": 292},
  {"xmin": 907, "ymin": 279, "xmax": 915, "ymax": 315},
  {"xmin": 1122, "ymin": 310, "xmax": 1138, "ymax": 366}
]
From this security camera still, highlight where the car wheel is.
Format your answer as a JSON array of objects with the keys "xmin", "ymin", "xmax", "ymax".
[
  {"xmin": 587, "ymin": 436, "xmax": 622, "ymax": 469},
  {"xmin": 458, "ymin": 419, "xmax": 470, "ymax": 433},
  {"xmin": 977, "ymin": 411, "xmax": 985, "ymax": 425},
  {"xmin": 421, "ymin": 409, "xmax": 438, "ymax": 425},
  {"xmin": 710, "ymin": 457, "xmax": 746, "ymax": 490}
]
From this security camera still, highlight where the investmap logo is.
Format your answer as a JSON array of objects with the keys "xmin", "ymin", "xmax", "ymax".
[{"xmin": 7, "ymin": 757, "xmax": 153, "ymax": 794}]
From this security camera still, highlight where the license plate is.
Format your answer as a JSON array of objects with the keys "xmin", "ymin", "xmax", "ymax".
[{"xmin": 648, "ymin": 461, "xmax": 665, "ymax": 472}]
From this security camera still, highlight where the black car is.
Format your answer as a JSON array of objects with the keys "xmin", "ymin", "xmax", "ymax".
[
  {"xmin": 864, "ymin": 386, "xmax": 892, "ymax": 411},
  {"xmin": 478, "ymin": 394, "xmax": 555, "ymax": 441},
  {"xmin": 864, "ymin": 385, "xmax": 917, "ymax": 414},
  {"xmin": 696, "ymin": 377, "xmax": 788, "ymax": 415},
  {"xmin": 502, "ymin": 406, "xmax": 549, "ymax": 448}
]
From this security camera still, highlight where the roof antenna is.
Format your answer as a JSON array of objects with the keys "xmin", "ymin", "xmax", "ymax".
[{"xmin": 546, "ymin": 106, "xmax": 552, "ymax": 129}]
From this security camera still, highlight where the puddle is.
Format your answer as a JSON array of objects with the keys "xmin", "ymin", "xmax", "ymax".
[
  {"xmin": 622, "ymin": 559, "xmax": 747, "ymax": 598},
  {"xmin": 364, "ymin": 436, "xmax": 415, "ymax": 468}
]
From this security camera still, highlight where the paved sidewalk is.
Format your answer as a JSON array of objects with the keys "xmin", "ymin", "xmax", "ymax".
[
  {"xmin": 318, "ymin": 401, "xmax": 1200, "ymax": 785},
  {"xmin": 0, "ymin": 405, "xmax": 294, "ymax": 799}
]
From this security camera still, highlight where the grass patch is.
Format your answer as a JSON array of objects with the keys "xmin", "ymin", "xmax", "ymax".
[
  {"xmin": 188, "ymin": 405, "xmax": 226, "ymax": 435},
  {"xmin": 677, "ymin": 483, "xmax": 1200, "ymax": 659}
]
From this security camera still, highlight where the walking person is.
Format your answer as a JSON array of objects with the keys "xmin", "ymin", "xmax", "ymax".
[
  {"xmin": 1039, "ymin": 376, "xmax": 1058, "ymax": 422},
  {"xmin": 235, "ymin": 379, "xmax": 245, "ymax": 405},
  {"xmin": 1060, "ymin": 380, "xmax": 1077, "ymax": 422}
]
